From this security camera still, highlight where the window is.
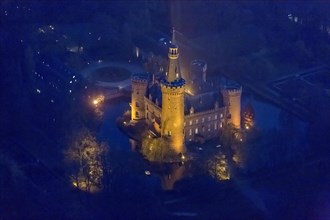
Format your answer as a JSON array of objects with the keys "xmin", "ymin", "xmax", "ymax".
[
  {"xmin": 136, "ymin": 111, "xmax": 139, "ymax": 118},
  {"xmin": 215, "ymin": 114, "xmax": 217, "ymax": 120},
  {"xmin": 136, "ymin": 102, "xmax": 140, "ymax": 107},
  {"xmin": 146, "ymin": 105, "xmax": 148, "ymax": 110},
  {"xmin": 189, "ymin": 129, "xmax": 192, "ymax": 136},
  {"xmin": 220, "ymin": 123, "xmax": 223, "ymax": 128},
  {"xmin": 196, "ymin": 119, "xmax": 198, "ymax": 124},
  {"xmin": 202, "ymin": 117, "xmax": 205, "ymax": 123},
  {"xmin": 220, "ymin": 113, "xmax": 223, "ymax": 118},
  {"xmin": 195, "ymin": 128, "xmax": 198, "ymax": 134},
  {"xmin": 208, "ymin": 116, "xmax": 211, "ymax": 121},
  {"xmin": 168, "ymin": 131, "xmax": 171, "ymax": 136},
  {"xmin": 189, "ymin": 120, "xmax": 192, "ymax": 125},
  {"xmin": 214, "ymin": 122, "xmax": 217, "ymax": 130}
]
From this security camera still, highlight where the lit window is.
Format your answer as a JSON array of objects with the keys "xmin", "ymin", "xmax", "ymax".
[
  {"xmin": 189, "ymin": 129, "xmax": 192, "ymax": 136},
  {"xmin": 220, "ymin": 113, "xmax": 223, "ymax": 118},
  {"xmin": 189, "ymin": 120, "xmax": 192, "ymax": 125},
  {"xmin": 195, "ymin": 128, "xmax": 198, "ymax": 134}
]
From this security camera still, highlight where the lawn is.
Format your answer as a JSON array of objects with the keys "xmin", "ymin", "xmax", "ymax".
[{"xmin": 91, "ymin": 66, "xmax": 131, "ymax": 82}]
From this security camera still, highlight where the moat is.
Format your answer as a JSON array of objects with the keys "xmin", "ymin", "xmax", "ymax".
[{"xmin": 92, "ymin": 94, "xmax": 326, "ymax": 219}]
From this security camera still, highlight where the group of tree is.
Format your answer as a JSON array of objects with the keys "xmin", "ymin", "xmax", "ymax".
[
  {"xmin": 141, "ymin": 132, "xmax": 178, "ymax": 162},
  {"xmin": 64, "ymin": 128, "xmax": 110, "ymax": 192},
  {"xmin": 206, "ymin": 153, "xmax": 231, "ymax": 181},
  {"xmin": 218, "ymin": 108, "xmax": 310, "ymax": 174}
]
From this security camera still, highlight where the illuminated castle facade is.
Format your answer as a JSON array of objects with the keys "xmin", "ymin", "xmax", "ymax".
[{"xmin": 131, "ymin": 29, "xmax": 241, "ymax": 155}]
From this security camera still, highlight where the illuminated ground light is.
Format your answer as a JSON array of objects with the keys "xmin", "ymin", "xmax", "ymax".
[{"xmin": 92, "ymin": 95, "xmax": 105, "ymax": 106}]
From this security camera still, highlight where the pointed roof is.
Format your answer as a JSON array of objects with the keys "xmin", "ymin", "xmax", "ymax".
[
  {"xmin": 163, "ymin": 27, "xmax": 184, "ymax": 84},
  {"xmin": 171, "ymin": 27, "xmax": 176, "ymax": 46}
]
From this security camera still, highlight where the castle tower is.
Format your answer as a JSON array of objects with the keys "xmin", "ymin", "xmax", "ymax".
[
  {"xmin": 221, "ymin": 84, "xmax": 242, "ymax": 129},
  {"xmin": 161, "ymin": 28, "xmax": 186, "ymax": 154},
  {"xmin": 131, "ymin": 73, "xmax": 148, "ymax": 121}
]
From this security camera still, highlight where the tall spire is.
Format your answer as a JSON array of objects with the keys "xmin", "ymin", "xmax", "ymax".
[
  {"xmin": 165, "ymin": 27, "xmax": 182, "ymax": 82},
  {"xmin": 172, "ymin": 27, "xmax": 176, "ymax": 45}
]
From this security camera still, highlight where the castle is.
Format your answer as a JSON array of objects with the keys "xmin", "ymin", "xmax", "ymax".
[{"xmin": 130, "ymin": 29, "xmax": 241, "ymax": 155}]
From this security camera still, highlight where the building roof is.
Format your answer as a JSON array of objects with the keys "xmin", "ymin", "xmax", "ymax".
[
  {"xmin": 132, "ymin": 72, "xmax": 149, "ymax": 81},
  {"xmin": 146, "ymin": 83, "xmax": 162, "ymax": 106},
  {"xmin": 184, "ymin": 92, "xmax": 224, "ymax": 115},
  {"xmin": 146, "ymin": 80, "xmax": 224, "ymax": 115}
]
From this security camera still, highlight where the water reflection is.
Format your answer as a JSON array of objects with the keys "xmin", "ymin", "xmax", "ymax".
[
  {"xmin": 129, "ymin": 138, "xmax": 139, "ymax": 151},
  {"xmin": 151, "ymin": 163, "xmax": 186, "ymax": 190}
]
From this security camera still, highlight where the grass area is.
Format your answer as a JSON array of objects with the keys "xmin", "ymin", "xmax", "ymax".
[{"xmin": 91, "ymin": 66, "xmax": 131, "ymax": 82}]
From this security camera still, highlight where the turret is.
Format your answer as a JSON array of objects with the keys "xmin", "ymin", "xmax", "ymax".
[
  {"xmin": 221, "ymin": 83, "xmax": 242, "ymax": 129},
  {"xmin": 161, "ymin": 28, "xmax": 186, "ymax": 154},
  {"xmin": 131, "ymin": 73, "xmax": 148, "ymax": 120}
]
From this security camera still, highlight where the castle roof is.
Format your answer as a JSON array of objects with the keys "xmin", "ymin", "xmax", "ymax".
[
  {"xmin": 146, "ymin": 81, "xmax": 224, "ymax": 114},
  {"xmin": 185, "ymin": 92, "xmax": 224, "ymax": 115},
  {"xmin": 146, "ymin": 83, "xmax": 162, "ymax": 106},
  {"xmin": 132, "ymin": 72, "xmax": 149, "ymax": 81}
]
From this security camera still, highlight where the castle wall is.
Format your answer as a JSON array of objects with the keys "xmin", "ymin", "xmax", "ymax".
[
  {"xmin": 131, "ymin": 79, "xmax": 148, "ymax": 120},
  {"xmin": 184, "ymin": 108, "xmax": 226, "ymax": 142},
  {"xmin": 221, "ymin": 87, "xmax": 242, "ymax": 128},
  {"xmin": 161, "ymin": 85, "xmax": 186, "ymax": 154},
  {"xmin": 144, "ymin": 96, "xmax": 162, "ymax": 134}
]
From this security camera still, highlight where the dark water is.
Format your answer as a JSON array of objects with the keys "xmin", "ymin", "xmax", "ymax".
[
  {"xmin": 99, "ymin": 98, "xmax": 132, "ymax": 152},
  {"xmin": 95, "ymin": 98, "xmax": 330, "ymax": 220},
  {"xmin": 98, "ymin": 98, "xmax": 189, "ymax": 190}
]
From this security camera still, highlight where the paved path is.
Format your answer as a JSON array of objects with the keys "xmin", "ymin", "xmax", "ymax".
[{"xmin": 80, "ymin": 61, "xmax": 143, "ymax": 89}]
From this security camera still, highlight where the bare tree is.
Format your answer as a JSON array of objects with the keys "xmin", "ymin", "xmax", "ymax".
[{"xmin": 65, "ymin": 128, "xmax": 109, "ymax": 192}]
